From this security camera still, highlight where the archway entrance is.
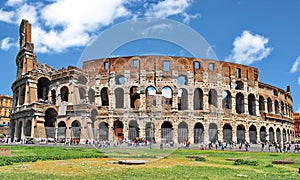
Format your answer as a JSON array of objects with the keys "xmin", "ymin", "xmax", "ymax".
[
  {"xmin": 128, "ymin": 120, "xmax": 139, "ymax": 140},
  {"xmin": 17, "ymin": 121, "xmax": 22, "ymax": 142},
  {"xmin": 57, "ymin": 121, "xmax": 66, "ymax": 142},
  {"xmin": 249, "ymin": 125, "xmax": 257, "ymax": 144},
  {"xmin": 113, "ymin": 120, "xmax": 124, "ymax": 141},
  {"xmin": 24, "ymin": 120, "xmax": 32, "ymax": 138},
  {"xmin": 282, "ymin": 129, "xmax": 286, "ymax": 143},
  {"xmin": 269, "ymin": 127, "xmax": 274, "ymax": 142},
  {"xmin": 161, "ymin": 121, "xmax": 173, "ymax": 143},
  {"xmin": 99, "ymin": 122, "xmax": 109, "ymax": 141},
  {"xmin": 276, "ymin": 128, "xmax": 281, "ymax": 142},
  {"xmin": 237, "ymin": 125, "xmax": 245, "ymax": 143},
  {"xmin": 208, "ymin": 123, "xmax": 218, "ymax": 143},
  {"xmin": 145, "ymin": 122, "xmax": 155, "ymax": 142},
  {"xmin": 194, "ymin": 123, "xmax": 204, "ymax": 144},
  {"xmin": 178, "ymin": 122, "xmax": 188, "ymax": 144},
  {"xmin": 260, "ymin": 126, "xmax": 267, "ymax": 143},
  {"xmin": 223, "ymin": 124, "xmax": 232, "ymax": 143},
  {"xmin": 44, "ymin": 108, "xmax": 58, "ymax": 139},
  {"xmin": 71, "ymin": 121, "xmax": 81, "ymax": 144}
]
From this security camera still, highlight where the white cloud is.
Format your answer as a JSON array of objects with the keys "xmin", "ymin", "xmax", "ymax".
[
  {"xmin": 226, "ymin": 30, "xmax": 272, "ymax": 65},
  {"xmin": 0, "ymin": 37, "xmax": 16, "ymax": 50},
  {"xmin": 0, "ymin": 9, "xmax": 15, "ymax": 23},
  {"xmin": 145, "ymin": 0, "xmax": 193, "ymax": 19},
  {"xmin": 182, "ymin": 12, "xmax": 200, "ymax": 23},
  {"xmin": 6, "ymin": 0, "xmax": 24, "ymax": 6},
  {"xmin": 290, "ymin": 55, "xmax": 300, "ymax": 73},
  {"xmin": 296, "ymin": 107, "xmax": 300, "ymax": 113},
  {"xmin": 298, "ymin": 77, "xmax": 300, "ymax": 86}
]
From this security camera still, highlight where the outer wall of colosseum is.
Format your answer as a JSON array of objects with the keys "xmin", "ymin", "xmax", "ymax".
[{"xmin": 10, "ymin": 20, "xmax": 295, "ymax": 145}]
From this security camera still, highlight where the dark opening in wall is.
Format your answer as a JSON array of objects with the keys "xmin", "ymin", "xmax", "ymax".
[
  {"xmin": 236, "ymin": 93, "xmax": 244, "ymax": 114},
  {"xmin": 101, "ymin": 87, "xmax": 109, "ymax": 106},
  {"xmin": 130, "ymin": 86, "xmax": 140, "ymax": 109},
  {"xmin": 60, "ymin": 86, "xmax": 69, "ymax": 102},
  {"xmin": 115, "ymin": 88, "xmax": 124, "ymax": 108},
  {"xmin": 194, "ymin": 88, "xmax": 203, "ymax": 110},
  {"xmin": 248, "ymin": 94, "xmax": 256, "ymax": 115},
  {"xmin": 37, "ymin": 77, "xmax": 50, "ymax": 101}
]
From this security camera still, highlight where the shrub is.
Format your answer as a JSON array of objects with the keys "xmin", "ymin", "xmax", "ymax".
[
  {"xmin": 265, "ymin": 164, "xmax": 273, "ymax": 168},
  {"xmin": 195, "ymin": 157, "xmax": 206, "ymax": 162},
  {"xmin": 234, "ymin": 159, "xmax": 258, "ymax": 166}
]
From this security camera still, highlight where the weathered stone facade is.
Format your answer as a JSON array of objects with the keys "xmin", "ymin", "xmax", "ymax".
[
  {"xmin": 10, "ymin": 20, "xmax": 295, "ymax": 144},
  {"xmin": 0, "ymin": 94, "xmax": 12, "ymax": 126}
]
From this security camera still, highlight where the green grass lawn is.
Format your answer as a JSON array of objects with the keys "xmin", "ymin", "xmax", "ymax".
[{"xmin": 0, "ymin": 145, "xmax": 299, "ymax": 179}]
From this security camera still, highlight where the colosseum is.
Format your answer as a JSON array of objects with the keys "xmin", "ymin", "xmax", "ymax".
[{"xmin": 9, "ymin": 19, "xmax": 295, "ymax": 145}]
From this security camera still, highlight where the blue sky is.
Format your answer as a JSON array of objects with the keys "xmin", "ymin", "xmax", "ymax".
[{"xmin": 0, "ymin": 0, "xmax": 300, "ymax": 112}]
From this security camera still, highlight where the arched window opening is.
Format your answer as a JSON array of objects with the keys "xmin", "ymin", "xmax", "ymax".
[
  {"xmin": 276, "ymin": 128, "xmax": 281, "ymax": 142},
  {"xmin": 269, "ymin": 127, "xmax": 274, "ymax": 143},
  {"xmin": 178, "ymin": 88, "xmax": 188, "ymax": 110},
  {"xmin": 236, "ymin": 93, "xmax": 244, "ymax": 114},
  {"xmin": 178, "ymin": 122, "xmax": 188, "ymax": 144},
  {"xmin": 208, "ymin": 89, "xmax": 218, "ymax": 108},
  {"xmin": 145, "ymin": 122, "xmax": 155, "ymax": 142},
  {"xmin": 51, "ymin": 89, "xmax": 56, "ymax": 105},
  {"xmin": 128, "ymin": 120, "xmax": 139, "ymax": 140},
  {"xmin": 37, "ymin": 77, "xmax": 50, "ymax": 102},
  {"xmin": 194, "ymin": 88, "xmax": 203, "ymax": 110},
  {"xmin": 130, "ymin": 86, "xmax": 140, "ymax": 109},
  {"xmin": 267, "ymin": 98, "xmax": 272, "ymax": 113},
  {"xmin": 223, "ymin": 124, "xmax": 232, "ymax": 143},
  {"xmin": 146, "ymin": 86, "xmax": 156, "ymax": 107},
  {"xmin": 79, "ymin": 88, "xmax": 86, "ymax": 103},
  {"xmin": 19, "ymin": 87, "xmax": 25, "ymax": 105},
  {"xmin": 99, "ymin": 122, "xmax": 109, "ymax": 141},
  {"xmin": 274, "ymin": 100, "xmax": 279, "ymax": 114},
  {"xmin": 249, "ymin": 125, "xmax": 257, "ymax": 144},
  {"xmin": 58, "ymin": 121, "xmax": 66, "ymax": 143},
  {"xmin": 24, "ymin": 120, "xmax": 32, "ymax": 138},
  {"xmin": 222, "ymin": 91, "xmax": 232, "ymax": 110},
  {"xmin": 60, "ymin": 86, "xmax": 69, "ymax": 102},
  {"xmin": 162, "ymin": 86, "xmax": 173, "ymax": 106},
  {"xmin": 248, "ymin": 94, "xmax": 256, "ymax": 115},
  {"xmin": 161, "ymin": 121, "xmax": 173, "ymax": 144},
  {"xmin": 16, "ymin": 121, "xmax": 22, "ymax": 142},
  {"xmin": 44, "ymin": 108, "xmax": 58, "ymax": 139},
  {"xmin": 237, "ymin": 125, "xmax": 245, "ymax": 144},
  {"xmin": 280, "ymin": 101, "xmax": 285, "ymax": 115},
  {"xmin": 235, "ymin": 81, "xmax": 244, "ymax": 90},
  {"xmin": 101, "ymin": 87, "xmax": 109, "ymax": 106},
  {"xmin": 71, "ymin": 121, "xmax": 81, "ymax": 140},
  {"xmin": 78, "ymin": 75, "xmax": 88, "ymax": 85},
  {"xmin": 208, "ymin": 123, "xmax": 218, "ymax": 143},
  {"xmin": 178, "ymin": 75, "xmax": 187, "ymax": 85},
  {"xmin": 115, "ymin": 75, "xmax": 125, "ymax": 85},
  {"xmin": 282, "ymin": 128, "xmax": 286, "ymax": 143},
  {"xmin": 88, "ymin": 88, "xmax": 95, "ymax": 104},
  {"xmin": 115, "ymin": 88, "xmax": 124, "ymax": 108},
  {"xmin": 194, "ymin": 123, "xmax": 204, "ymax": 143},
  {"xmin": 259, "ymin": 96, "xmax": 265, "ymax": 111}
]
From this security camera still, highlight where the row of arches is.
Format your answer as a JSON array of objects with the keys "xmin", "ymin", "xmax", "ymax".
[{"xmin": 259, "ymin": 96, "xmax": 293, "ymax": 117}]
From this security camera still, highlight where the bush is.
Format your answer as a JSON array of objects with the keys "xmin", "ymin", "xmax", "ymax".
[
  {"xmin": 265, "ymin": 164, "xmax": 273, "ymax": 168},
  {"xmin": 234, "ymin": 159, "xmax": 258, "ymax": 166}
]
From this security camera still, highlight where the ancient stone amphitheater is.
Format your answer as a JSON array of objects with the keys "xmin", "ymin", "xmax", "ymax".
[{"xmin": 10, "ymin": 20, "xmax": 295, "ymax": 145}]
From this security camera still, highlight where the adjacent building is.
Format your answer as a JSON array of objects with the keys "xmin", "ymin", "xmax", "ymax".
[
  {"xmin": 0, "ymin": 94, "xmax": 12, "ymax": 126},
  {"xmin": 294, "ymin": 113, "xmax": 300, "ymax": 138},
  {"xmin": 9, "ymin": 19, "xmax": 295, "ymax": 144}
]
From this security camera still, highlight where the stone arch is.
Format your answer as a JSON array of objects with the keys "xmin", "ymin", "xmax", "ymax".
[
  {"xmin": 280, "ymin": 101, "xmax": 285, "ymax": 114},
  {"xmin": 267, "ymin": 98, "xmax": 272, "ymax": 113},
  {"xmin": 194, "ymin": 123, "xmax": 204, "ymax": 143},
  {"xmin": 146, "ymin": 86, "xmax": 157, "ymax": 107},
  {"xmin": 79, "ymin": 87, "xmax": 86, "ymax": 103},
  {"xmin": 236, "ymin": 93, "xmax": 244, "ymax": 114},
  {"xmin": 282, "ymin": 128, "xmax": 287, "ymax": 143},
  {"xmin": 88, "ymin": 88, "xmax": 95, "ymax": 104},
  {"xmin": 113, "ymin": 120, "xmax": 124, "ymax": 140},
  {"xmin": 130, "ymin": 86, "xmax": 140, "ymax": 109},
  {"xmin": 208, "ymin": 89, "xmax": 218, "ymax": 108},
  {"xmin": 222, "ymin": 90, "xmax": 232, "ymax": 110},
  {"xmin": 100, "ymin": 87, "xmax": 109, "ymax": 106},
  {"xmin": 274, "ymin": 100, "xmax": 279, "ymax": 114},
  {"xmin": 145, "ymin": 122, "xmax": 155, "ymax": 142},
  {"xmin": 236, "ymin": 124, "xmax": 246, "ymax": 143},
  {"xmin": 115, "ymin": 74, "xmax": 125, "ymax": 85},
  {"xmin": 44, "ymin": 108, "xmax": 58, "ymax": 139},
  {"xmin": 269, "ymin": 127, "xmax": 274, "ymax": 142},
  {"xmin": 37, "ymin": 77, "xmax": 50, "ymax": 101},
  {"xmin": 115, "ymin": 88, "xmax": 124, "ymax": 108},
  {"xmin": 178, "ymin": 88, "xmax": 188, "ymax": 110},
  {"xmin": 99, "ymin": 122, "xmax": 109, "ymax": 141},
  {"xmin": 162, "ymin": 86, "xmax": 173, "ymax": 106},
  {"xmin": 19, "ymin": 86, "xmax": 25, "ymax": 105},
  {"xmin": 194, "ymin": 88, "xmax": 203, "ymax": 110},
  {"xmin": 249, "ymin": 125, "xmax": 257, "ymax": 144},
  {"xmin": 71, "ymin": 120, "xmax": 81, "ymax": 139},
  {"xmin": 178, "ymin": 75, "xmax": 187, "ymax": 85},
  {"xmin": 178, "ymin": 121, "xmax": 188, "ymax": 144},
  {"xmin": 57, "ymin": 121, "xmax": 66, "ymax": 142},
  {"xmin": 208, "ymin": 123, "xmax": 218, "ymax": 143},
  {"xmin": 260, "ymin": 126, "xmax": 267, "ymax": 143},
  {"xmin": 235, "ymin": 80, "xmax": 244, "ymax": 90},
  {"xmin": 222, "ymin": 123, "xmax": 232, "ymax": 142},
  {"xmin": 60, "ymin": 86, "xmax": 69, "ymax": 102},
  {"xmin": 128, "ymin": 120, "xmax": 139, "ymax": 140},
  {"xmin": 259, "ymin": 96, "xmax": 265, "ymax": 111},
  {"xmin": 248, "ymin": 94, "xmax": 256, "ymax": 115},
  {"xmin": 16, "ymin": 120, "xmax": 23, "ymax": 142},
  {"xmin": 24, "ymin": 120, "xmax": 32, "ymax": 137},
  {"xmin": 161, "ymin": 121, "xmax": 173, "ymax": 143},
  {"xmin": 276, "ymin": 128, "xmax": 281, "ymax": 142},
  {"xmin": 91, "ymin": 109, "xmax": 98, "ymax": 129}
]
